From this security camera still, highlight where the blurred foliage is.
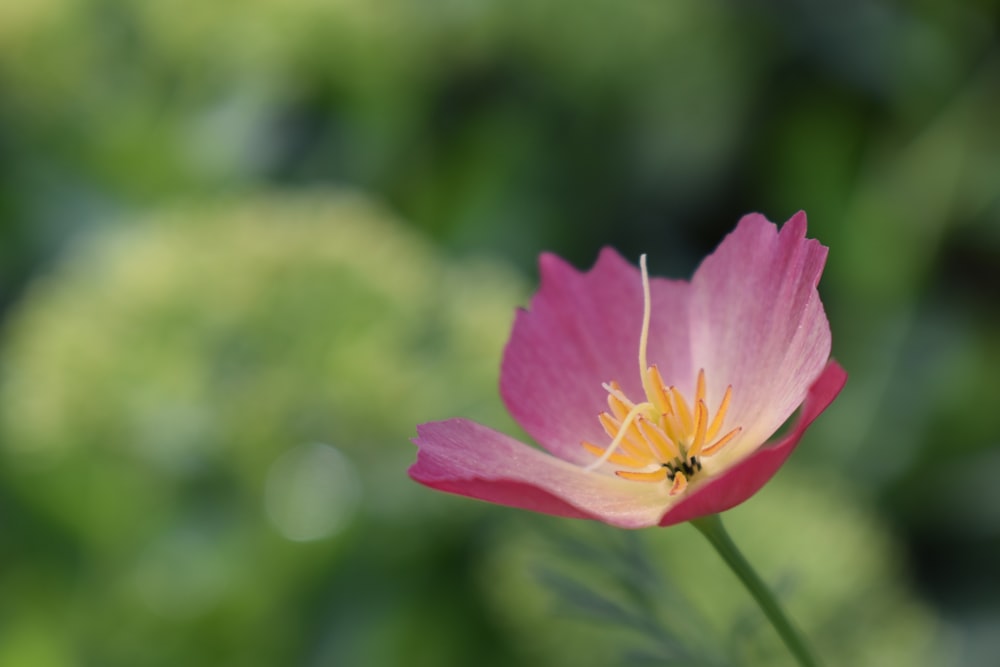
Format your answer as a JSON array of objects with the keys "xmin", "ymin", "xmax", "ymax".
[
  {"xmin": 485, "ymin": 471, "xmax": 945, "ymax": 666},
  {"xmin": 0, "ymin": 191, "xmax": 528, "ymax": 666},
  {"xmin": 0, "ymin": 0, "xmax": 998, "ymax": 664}
]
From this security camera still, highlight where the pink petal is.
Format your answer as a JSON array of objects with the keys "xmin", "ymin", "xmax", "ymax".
[
  {"xmin": 500, "ymin": 248, "xmax": 692, "ymax": 464},
  {"xmin": 657, "ymin": 360, "xmax": 847, "ymax": 527},
  {"xmin": 690, "ymin": 212, "xmax": 832, "ymax": 462},
  {"xmin": 410, "ymin": 419, "xmax": 674, "ymax": 529}
]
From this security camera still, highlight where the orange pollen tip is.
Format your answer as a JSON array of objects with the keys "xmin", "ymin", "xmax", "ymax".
[
  {"xmin": 669, "ymin": 472, "xmax": 688, "ymax": 495},
  {"xmin": 616, "ymin": 468, "xmax": 669, "ymax": 483}
]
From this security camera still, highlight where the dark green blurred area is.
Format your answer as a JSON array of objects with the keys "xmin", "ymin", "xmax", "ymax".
[{"xmin": 0, "ymin": 0, "xmax": 997, "ymax": 665}]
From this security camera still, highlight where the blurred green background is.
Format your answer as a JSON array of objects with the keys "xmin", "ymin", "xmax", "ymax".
[{"xmin": 0, "ymin": 0, "xmax": 998, "ymax": 665}]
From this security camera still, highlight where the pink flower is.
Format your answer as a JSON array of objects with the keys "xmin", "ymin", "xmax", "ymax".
[{"xmin": 410, "ymin": 213, "xmax": 846, "ymax": 528}]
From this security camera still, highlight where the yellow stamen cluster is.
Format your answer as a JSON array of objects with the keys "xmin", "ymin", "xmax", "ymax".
[{"xmin": 582, "ymin": 255, "xmax": 742, "ymax": 495}]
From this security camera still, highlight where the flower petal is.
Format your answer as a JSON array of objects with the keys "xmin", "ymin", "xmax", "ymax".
[
  {"xmin": 657, "ymin": 360, "xmax": 846, "ymax": 527},
  {"xmin": 500, "ymin": 248, "xmax": 691, "ymax": 464},
  {"xmin": 410, "ymin": 418, "xmax": 674, "ymax": 529},
  {"xmin": 690, "ymin": 212, "xmax": 832, "ymax": 463}
]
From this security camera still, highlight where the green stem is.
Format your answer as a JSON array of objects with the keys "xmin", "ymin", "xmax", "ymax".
[{"xmin": 691, "ymin": 514, "xmax": 821, "ymax": 667}]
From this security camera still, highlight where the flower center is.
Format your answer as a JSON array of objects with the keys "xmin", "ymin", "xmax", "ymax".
[{"xmin": 581, "ymin": 255, "xmax": 742, "ymax": 495}]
